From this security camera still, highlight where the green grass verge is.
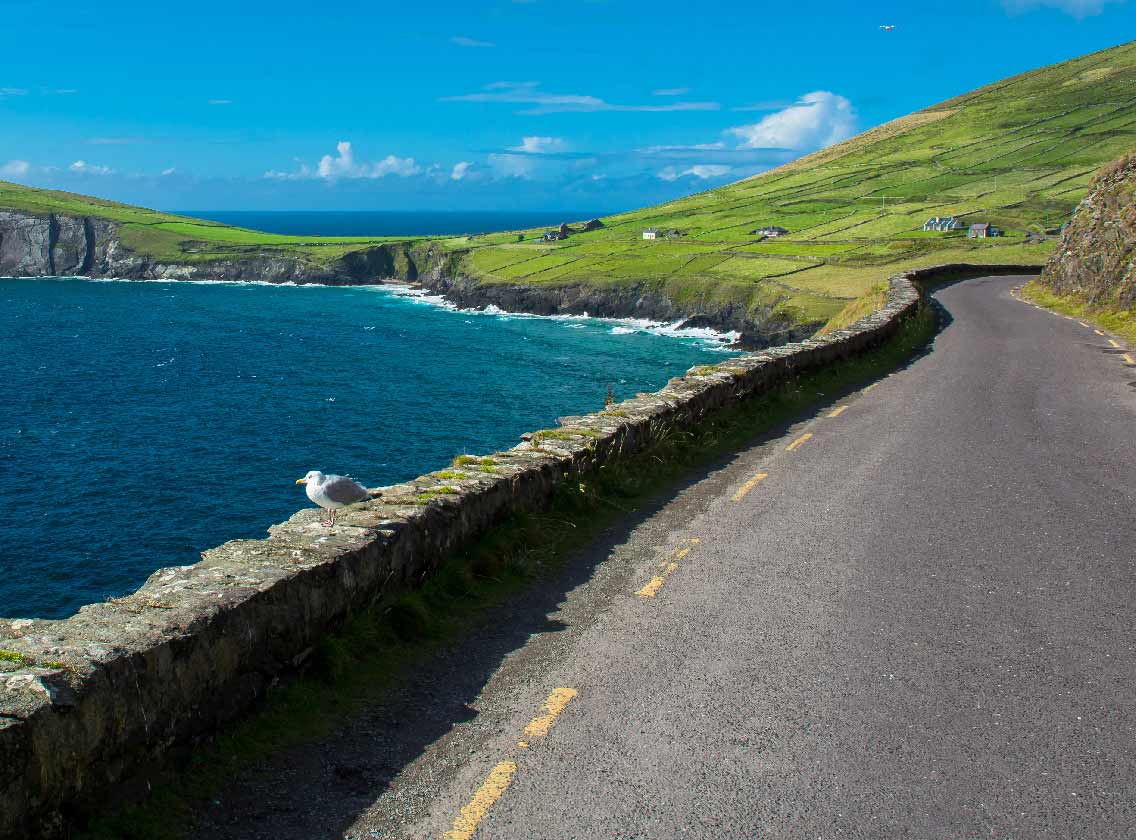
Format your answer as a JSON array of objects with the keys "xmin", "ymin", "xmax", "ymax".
[
  {"xmin": 1020, "ymin": 279, "xmax": 1136, "ymax": 343},
  {"xmin": 79, "ymin": 303, "xmax": 936, "ymax": 840}
]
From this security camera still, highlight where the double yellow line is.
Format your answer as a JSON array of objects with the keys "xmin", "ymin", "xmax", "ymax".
[{"xmin": 443, "ymin": 687, "xmax": 578, "ymax": 840}]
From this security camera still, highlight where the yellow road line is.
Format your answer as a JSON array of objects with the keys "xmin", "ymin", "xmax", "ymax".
[
  {"xmin": 1108, "ymin": 339, "xmax": 1121, "ymax": 348},
  {"xmin": 637, "ymin": 540, "xmax": 697, "ymax": 596},
  {"xmin": 1079, "ymin": 322, "xmax": 1091, "ymax": 328},
  {"xmin": 443, "ymin": 761, "xmax": 518, "ymax": 840},
  {"xmin": 1095, "ymin": 329, "xmax": 1106, "ymax": 336},
  {"xmin": 732, "ymin": 472, "xmax": 769, "ymax": 502},
  {"xmin": 786, "ymin": 432, "xmax": 813, "ymax": 452},
  {"xmin": 863, "ymin": 383, "xmax": 878, "ymax": 392},
  {"xmin": 637, "ymin": 576, "xmax": 666, "ymax": 598},
  {"xmin": 1124, "ymin": 353, "xmax": 1135, "ymax": 366},
  {"xmin": 523, "ymin": 688, "xmax": 578, "ymax": 739},
  {"xmin": 828, "ymin": 406, "xmax": 849, "ymax": 418}
]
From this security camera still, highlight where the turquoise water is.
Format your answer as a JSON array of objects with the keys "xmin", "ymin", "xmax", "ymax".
[{"xmin": 0, "ymin": 277, "xmax": 735, "ymax": 619}]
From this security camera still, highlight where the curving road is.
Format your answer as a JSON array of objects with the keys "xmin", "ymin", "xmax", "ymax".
[{"xmin": 192, "ymin": 275, "xmax": 1136, "ymax": 840}]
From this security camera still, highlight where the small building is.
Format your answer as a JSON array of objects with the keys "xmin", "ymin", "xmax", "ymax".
[
  {"xmin": 922, "ymin": 216, "xmax": 963, "ymax": 232},
  {"xmin": 754, "ymin": 226, "xmax": 789, "ymax": 238},
  {"xmin": 664, "ymin": 229, "xmax": 683, "ymax": 239},
  {"xmin": 968, "ymin": 222, "xmax": 1001, "ymax": 239},
  {"xmin": 558, "ymin": 222, "xmax": 570, "ymax": 237},
  {"xmin": 542, "ymin": 230, "xmax": 567, "ymax": 242},
  {"xmin": 583, "ymin": 219, "xmax": 604, "ymax": 231},
  {"xmin": 642, "ymin": 228, "xmax": 659, "ymax": 240}
]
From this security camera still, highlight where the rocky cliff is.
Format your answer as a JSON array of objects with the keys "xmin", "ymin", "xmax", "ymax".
[
  {"xmin": 0, "ymin": 209, "xmax": 395, "ymax": 284},
  {"xmin": 1041, "ymin": 151, "xmax": 1136, "ymax": 311},
  {"xmin": 0, "ymin": 209, "xmax": 806, "ymax": 346}
]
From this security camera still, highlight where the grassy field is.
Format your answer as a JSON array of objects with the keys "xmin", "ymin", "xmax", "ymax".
[
  {"xmin": 3, "ymin": 40, "xmax": 1136, "ymax": 325},
  {"xmin": 434, "ymin": 40, "xmax": 1136, "ymax": 325}
]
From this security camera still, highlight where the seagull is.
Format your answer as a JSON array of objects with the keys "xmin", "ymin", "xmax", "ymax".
[
  {"xmin": 295, "ymin": 470, "xmax": 370, "ymax": 526},
  {"xmin": 880, "ymin": 24, "xmax": 896, "ymax": 31}
]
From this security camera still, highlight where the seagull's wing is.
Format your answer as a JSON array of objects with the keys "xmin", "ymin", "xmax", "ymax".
[{"xmin": 321, "ymin": 475, "xmax": 370, "ymax": 505}]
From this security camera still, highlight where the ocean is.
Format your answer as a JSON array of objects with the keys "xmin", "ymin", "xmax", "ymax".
[{"xmin": 0, "ymin": 276, "xmax": 736, "ymax": 619}]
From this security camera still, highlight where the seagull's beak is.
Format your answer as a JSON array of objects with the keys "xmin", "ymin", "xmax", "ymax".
[{"xmin": 295, "ymin": 478, "xmax": 306, "ymax": 484}]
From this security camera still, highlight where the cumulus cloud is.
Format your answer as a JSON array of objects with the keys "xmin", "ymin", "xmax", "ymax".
[
  {"xmin": 488, "ymin": 153, "xmax": 538, "ymax": 179},
  {"xmin": 451, "ymin": 161, "xmax": 473, "ymax": 180},
  {"xmin": 69, "ymin": 160, "xmax": 113, "ymax": 175},
  {"xmin": 508, "ymin": 136, "xmax": 567, "ymax": 154},
  {"xmin": 656, "ymin": 164, "xmax": 732, "ymax": 182},
  {"xmin": 443, "ymin": 81, "xmax": 719, "ymax": 115},
  {"xmin": 0, "ymin": 160, "xmax": 30, "ymax": 177},
  {"xmin": 1002, "ymin": 0, "xmax": 1122, "ymax": 15},
  {"xmin": 451, "ymin": 35, "xmax": 495, "ymax": 47},
  {"xmin": 727, "ymin": 91, "xmax": 856, "ymax": 151},
  {"xmin": 266, "ymin": 141, "xmax": 422, "ymax": 181}
]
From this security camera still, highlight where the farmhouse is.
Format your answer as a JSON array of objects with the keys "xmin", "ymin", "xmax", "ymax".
[
  {"xmin": 642, "ymin": 228, "xmax": 659, "ymax": 240},
  {"xmin": 754, "ymin": 225, "xmax": 789, "ymax": 237},
  {"xmin": 967, "ymin": 222, "xmax": 1001, "ymax": 239},
  {"xmin": 922, "ymin": 216, "xmax": 963, "ymax": 232},
  {"xmin": 542, "ymin": 230, "xmax": 567, "ymax": 242}
]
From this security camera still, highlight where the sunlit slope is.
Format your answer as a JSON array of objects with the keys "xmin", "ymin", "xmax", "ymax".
[
  {"xmin": 439, "ymin": 41, "xmax": 1136, "ymax": 325},
  {"xmin": 0, "ymin": 182, "xmax": 405, "ymax": 265}
]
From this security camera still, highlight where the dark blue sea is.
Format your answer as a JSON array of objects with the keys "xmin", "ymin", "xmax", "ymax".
[
  {"xmin": 0, "ymin": 277, "xmax": 736, "ymax": 619},
  {"xmin": 184, "ymin": 210, "xmax": 605, "ymax": 237}
]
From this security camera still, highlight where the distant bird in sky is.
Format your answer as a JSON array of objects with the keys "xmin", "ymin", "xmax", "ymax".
[
  {"xmin": 296, "ymin": 470, "xmax": 370, "ymax": 526},
  {"xmin": 880, "ymin": 25, "xmax": 896, "ymax": 31}
]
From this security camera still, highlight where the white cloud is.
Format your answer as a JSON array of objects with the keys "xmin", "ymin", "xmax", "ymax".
[
  {"xmin": 0, "ymin": 88, "xmax": 27, "ymax": 96},
  {"xmin": 69, "ymin": 160, "xmax": 113, "ymax": 175},
  {"xmin": 161, "ymin": 167, "xmax": 177, "ymax": 176},
  {"xmin": 451, "ymin": 161, "xmax": 473, "ymax": 180},
  {"xmin": 267, "ymin": 141, "xmax": 422, "ymax": 181},
  {"xmin": 639, "ymin": 142, "xmax": 726, "ymax": 154},
  {"xmin": 656, "ymin": 164, "xmax": 732, "ymax": 181},
  {"xmin": 451, "ymin": 35, "xmax": 495, "ymax": 47},
  {"xmin": 0, "ymin": 160, "xmax": 30, "ymax": 177},
  {"xmin": 727, "ymin": 91, "xmax": 856, "ymax": 151},
  {"xmin": 488, "ymin": 153, "xmax": 538, "ymax": 179},
  {"xmin": 443, "ymin": 81, "xmax": 719, "ymax": 115},
  {"xmin": 653, "ymin": 87, "xmax": 690, "ymax": 96},
  {"xmin": 208, "ymin": 99, "xmax": 232, "ymax": 105},
  {"xmin": 508, "ymin": 136, "xmax": 568, "ymax": 154},
  {"xmin": 1002, "ymin": 0, "xmax": 1122, "ymax": 15}
]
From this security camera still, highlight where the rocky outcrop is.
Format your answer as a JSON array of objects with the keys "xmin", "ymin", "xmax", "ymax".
[
  {"xmin": 0, "ymin": 210, "xmax": 810, "ymax": 346},
  {"xmin": 1041, "ymin": 151, "xmax": 1136, "ymax": 310},
  {"xmin": 0, "ymin": 209, "xmax": 416, "ymax": 286},
  {"xmin": 0, "ymin": 267, "xmax": 935, "ymax": 839}
]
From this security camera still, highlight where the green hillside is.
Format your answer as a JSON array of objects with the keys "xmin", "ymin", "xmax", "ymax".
[
  {"xmin": 432, "ymin": 40, "xmax": 1136, "ymax": 325},
  {"xmin": 0, "ymin": 182, "xmax": 407, "ymax": 266},
  {"xmin": 3, "ymin": 41, "xmax": 1136, "ymax": 323}
]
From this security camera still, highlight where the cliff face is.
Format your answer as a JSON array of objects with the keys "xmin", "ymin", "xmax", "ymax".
[
  {"xmin": 1041, "ymin": 152, "xmax": 1136, "ymax": 311},
  {"xmin": 0, "ymin": 209, "xmax": 805, "ymax": 346}
]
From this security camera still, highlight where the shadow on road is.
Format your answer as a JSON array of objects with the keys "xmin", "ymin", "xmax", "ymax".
[{"xmin": 184, "ymin": 296, "xmax": 957, "ymax": 840}]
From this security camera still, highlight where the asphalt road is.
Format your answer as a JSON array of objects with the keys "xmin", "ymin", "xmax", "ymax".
[{"xmin": 191, "ymin": 275, "xmax": 1136, "ymax": 839}]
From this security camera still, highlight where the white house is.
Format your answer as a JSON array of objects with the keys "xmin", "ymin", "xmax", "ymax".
[
  {"xmin": 922, "ymin": 216, "xmax": 963, "ymax": 232},
  {"xmin": 754, "ymin": 225, "xmax": 789, "ymax": 238},
  {"xmin": 642, "ymin": 228, "xmax": 659, "ymax": 240}
]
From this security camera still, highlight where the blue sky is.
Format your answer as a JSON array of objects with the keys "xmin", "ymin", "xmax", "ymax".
[{"xmin": 0, "ymin": 0, "xmax": 1132, "ymax": 212}]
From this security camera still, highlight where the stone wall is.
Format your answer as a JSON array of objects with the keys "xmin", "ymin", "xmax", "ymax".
[{"xmin": 0, "ymin": 268, "xmax": 946, "ymax": 838}]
